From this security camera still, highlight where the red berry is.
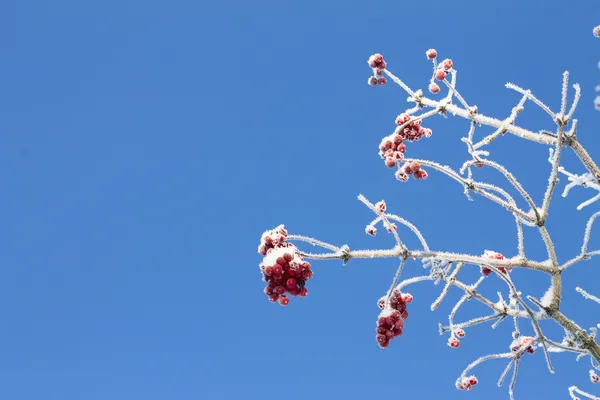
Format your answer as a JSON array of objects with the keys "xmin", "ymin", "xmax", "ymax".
[
  {"xmin": 435, "ymin": 70, "xmax": 446, "ymax": 81},
  {"xmin": 368, "ymin": 76, "xmax": 378, "ymax": 86},
  {"xmin": 278, "ymin": 295, "xmax": 290, "ymax": 306},
  {"xmin": 377, "ymin": 77, "xmax": 387, "ymax": 85},
  {"xmin": 455, "ymin": 328, "xmax": 465, "ymax": 338},
  {"xmin": 448, "ymin": 337, "xmax": 460, "ymax": 348},
  {"xmin": 385, "ymin": 158, "xmax": 396, "ymax": 168},
  {"xmin": 426, "ymin": 49, "xmax": 437, "ymax": 59},
  {"xmin": 375, "ymin": 200, "xmax": 387, "ymax": 213},
  {"xmin": 469, "ymin": 376, "xmax": 478, "ymax": 386},
  {"xmin": 395, "ymin": 171, "xmax": 409, "ymax": 182},
  {"xmin": 286, "ymin": 278, "xmax": 297, "ymax": 289},
  {"xmin": 275, "ymin": 285, "xmax": 286, "ymax": 295},
  {"xmin": 441, "ymin": 58, "xmax": 453, "ymax": 70},
  {"xmin": 368, "ymin": 53, "xmax": 385, "ymax": 68},
  {"xmin": 428, "ymin": 82, "xmax": 440, "ymax": 94}
]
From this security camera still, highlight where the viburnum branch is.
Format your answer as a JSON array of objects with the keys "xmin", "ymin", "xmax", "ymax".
[
  {"xmin": 560, "ymin": 71, "xmax": 570, "ymax": 119},
  {"xmin": 404, "ymin": 158, "xmax": 535, "ymax": 222},
  {"xmin": 460, "ymin": 159, "xmax": 539, "ymax": 221},
  {"xmin": 485, "ymin": 265, "xmax": 555, "ymax": 372},
  {"xmin": 431, "ymin": 262, "xmax": 464, "ymax": 310},
  {"xmin": 257, "ymin": 46, "xmax": 600, "ymax": 399},
  {"xmin": 566, "ymin": 83, "xmax": 582, "ymax": 122},
  {"xmin": 506, "ymin": 81, "xmax": 556, "ymax": 119},
  {"xmin": 569, "ymin": 386, "xmax": 600, "ymax": 400},
  {"xmin": 509, "ymin": 358, "xmax": 520, "ymax": 400},
  {"xmin": 577, "ymin": 287, "xmax": 600, "ymax": 305},
  {"xmin": 472, "ymin": 93, "xmax": 527, "ymax": 150},
  {"xmin": 498, "ymin": 358, "xmax": 516, "ymax": 387}
]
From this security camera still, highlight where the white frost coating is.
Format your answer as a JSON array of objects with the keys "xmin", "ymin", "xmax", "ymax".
[
  {"xmin": 261, "ymin": 246, "xmax": 298, "ymax": 269},
  {"xmin": 540, "ymin": 285, "xmax": 555, "ymax": 307},
  {"xmin": 260, "ymin": 224, "xmax": 286, "ymax": 243}
]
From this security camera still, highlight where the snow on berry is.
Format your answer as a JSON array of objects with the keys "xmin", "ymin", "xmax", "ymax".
[
  {"xmin": 426, "ymin": 48, "xmax": 437, "ymax": 59},
  {"xmin": 365, "ymin": 225, "xmax": 377, "ymax": 236},
  {"xmin": 448, "ymin": 337, "xmax": 460, "ymax": 348},
  {"xmin": 258, "ymin": 226, "xmax": 313, "ymax": 306},
  {"xmin": 429, "ymin": 82, "xmax": 440, "ymax": 94},
  {"xmin": 375, "ymin": 200, "xmax": 387, "ymax": 213},
  {"xmin": 368, "ymin": 53, "xmax": 386, "ymax": 69},
  {"xmin": 441, "ymin": 58, "xmax": 453, "ymax": 70},
  {"xmin": 510, "ymin": 336, "xmax": 535, "ymax": 354},
  {"xmin": 368, "ymin": 76, "xmax": 378, "ymax": 87},
  {"xmin": 590, "ymin": 369, "xmax": 600, "ymax": 383},
  {"xmin": 435, "ymin": 70, "xmax": 446, "ymax": 81},
  {"xmin": 454, "ymin": 328, "xmax": 466, "ymax": 338},
  {"xmin": 395, "ymin": 170, "xmax": 409, "ymax": 182},
  {"xmin": 456, "ymin": 376, "xmax": 478, "ymax": 391},
  {"xmin": 480, "ymin": 250, "xmax": 510, "ymax": 276},
  {"xmin": 594, "ymin": 25, "xmax": 600, "ymax": 38},
  {"xmin": 377, "ymin": 77, "xmax": 387, "ymax": 85}
]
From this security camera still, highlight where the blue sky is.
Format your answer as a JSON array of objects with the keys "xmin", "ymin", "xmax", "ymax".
[{"xmin": 1, "ymin": 0, "xmax": 600, "ymax": 399}]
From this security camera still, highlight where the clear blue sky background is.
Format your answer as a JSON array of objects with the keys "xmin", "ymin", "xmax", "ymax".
[{"xmin": 0, "ymin": 0, "xmax": 599, "ymax": 399}]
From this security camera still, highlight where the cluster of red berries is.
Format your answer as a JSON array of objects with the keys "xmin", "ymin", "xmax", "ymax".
[
  {"xmin": 425, "ymin": 48, "xmax": 454, "ymax": 95},
  {"xmin": 375, "ymin": 290, "xmax": 412, "ymax": 348},
  {"xmin": 364, "ymin": 201, "xmax": 392, "ymax": 236},
  {"xmin": 480, "ymin": 250, "xmax": 511, "ymax": 276},
  {"xmin": 367, "ymin": 54, "xmax": 387, "ymax": 86},
  {"xmin": 456, "ymin": 376, "xmax": 479, "ymax": 391},
  {"xmin": 378, "ymin": 114, "xmax": 431, "ymax": 181},
  {"xmin": 258, "ymin": 225, "xmax": 313, "ymax": 306},
  {"xmin": 448, "ymin": 328, "xmax": 466, "ymax": 348},
  {"xmin": 590, "ymin": 370, "xmax": 599, "ymax": 384},
  {"xmin": 510, "ymin": 335, "xmax": 535, "ymax": 355},
  {"xmin": 397, "ymin": 161, "xmax": 428, "ymax": 182}
]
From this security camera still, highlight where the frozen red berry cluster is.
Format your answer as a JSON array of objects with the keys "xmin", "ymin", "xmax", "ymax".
[
  {"xmin": 375, "ymin": 309, "xmax": 404, "ymax": 348},
  {"xmin": 396, "ymin": 161, "xmax": 428, "ymax": 182},
  {"xmin": 590, "ymin": 370, "xmax": 600, "ymax": 384},
  {"xmin": 479, "ymin": 250, "xmax": 511, "ymax": 276},
  {"xmin": 258, "ymin": 225, "xmax": 313, "ymax": 306},
  {"xmin": 510, "ymin": 335, "xmax": 535, "ymax": 354},
  {"xmin": 367, "ymin": 54, "xmax": 387, "ymax": 86},
  {"xmin": 456, "ymin": 376, "xmax": 479, "ymax": 391},
  {"xmin": 375, "ymin": 290, "xmax": 412, "ymax": 348},
  {"xmin": 378, "ymin": 114, "xmax": 432, "ymax": 181},
  {"xmin": 447, "ymin": 328, "xmax": 466, "ymax": 348}
]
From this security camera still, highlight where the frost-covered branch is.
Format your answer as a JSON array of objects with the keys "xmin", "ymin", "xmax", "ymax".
[{"xmin": 256, "ymin": 44, "xmax": 600, "ymax": 399}]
